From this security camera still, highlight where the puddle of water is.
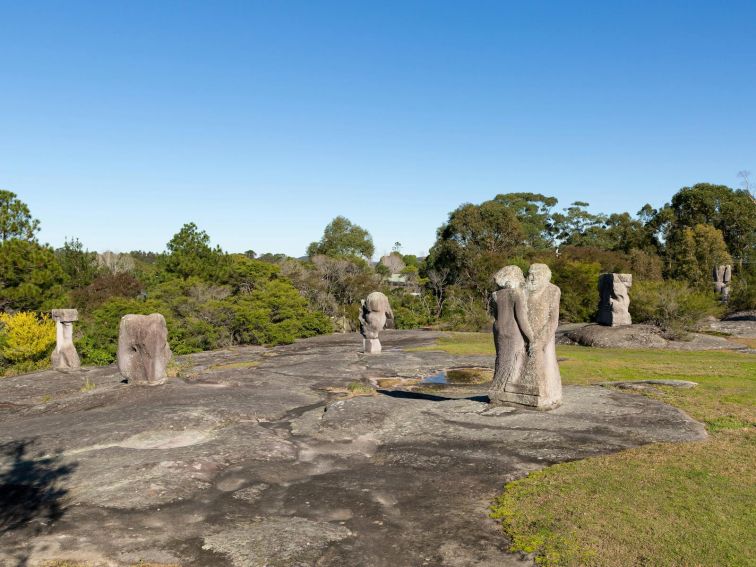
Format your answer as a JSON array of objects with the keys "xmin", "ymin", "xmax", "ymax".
[
  {"xmin": 422, "ymin": 371, "xmax": 448, "ymax": 384},
  {"xmin": 420, "ymin": 368, "xmax": 492, "ymax": 385}
]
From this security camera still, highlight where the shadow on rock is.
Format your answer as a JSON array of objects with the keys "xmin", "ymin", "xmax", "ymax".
[
  {"xmin": 0, "ymin": 439, "xmax": 76, "ymax": 539},
  {"xmin": 378, "ymin": 389, "xmax": 490, "ymax": 403}
]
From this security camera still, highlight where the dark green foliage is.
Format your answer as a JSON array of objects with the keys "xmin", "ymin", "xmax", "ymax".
[
  {"xmin": 665, "ymin": 183, "xmax": 756, "ymax": 270},
  {"xmin": 160, "ymin": 222, "xmax": 230, "ymax": 281},
  {"xmin": 77, "ymin": 259, "xmax": 332, "ymax": 364},
  {"xmin": 306, "ymin": 216, "xmax": 375, "ymax": 259},
  {"xmin": 0, "ymin": 190, "xmax": 40, "ymax": 242},
  {"xmin": 0, "ymin": 239, "xmax": 67, "ymax": 311},
  {"xmin": 427, "ymin": 198, "xmax": 524, "ymax": 297},
  {"xmin": 551, "ymin": 260, "xmax": 601, "ymax": 322},
  {"xmin": 727, "ymin": 272, "xmax": 756, "ymax": 312},
  {"xmin": 387, "ymin": 292, "xmax": 434, "ymax": 329},
  {"xmin": 55, "ymin": 238, "xmax": 99, "ymax": 289},
  {"xmin": 493, "ymin": 193, "xmax": 558, "ymax": 249}
]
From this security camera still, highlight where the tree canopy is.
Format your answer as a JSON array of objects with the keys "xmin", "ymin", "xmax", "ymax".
[
  {"xmin": 0, "ymin": 190, "xmax": 40, "ymax": 242},
  {"xmin": 306, "ymin": 216, "xmax": 375, "ymax": 260}
]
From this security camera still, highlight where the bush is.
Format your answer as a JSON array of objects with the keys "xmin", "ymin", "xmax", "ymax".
[
  {"xmin": 551, "ymin": 260, "xmax": 601, "ymax": 322},
  {"xmin": 0, "ymin": 311, "xmax": 56, "ymax": 367},
  {"xmin": 630, "ymin": 280, "xmax": 722, "ymax": 339},
  {"xmin": 728, "ymin": 271, "xmax": 756, "ymax": 312}
]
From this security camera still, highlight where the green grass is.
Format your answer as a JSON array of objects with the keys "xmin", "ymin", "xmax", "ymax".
[{"xmin": 413, "ymin": 332, "xmax": 756, "ymax": 566}]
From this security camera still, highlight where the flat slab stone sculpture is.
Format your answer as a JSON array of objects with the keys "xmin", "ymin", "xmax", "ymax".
[
  {"xmin": 359, "ymin": 291, "xmax": 393, "ymax": 354},
  {"xmin": 597, "ymin": 273, "xmax": 633, "ymax": 326},
  {"xmin": 51, "ymin": 309, "xmax": 81, "ymax": 370},
  {"xmin": 713, "ymin": 265, "xmax": 732, "ymax": 302},
  {"xmin": 489, "ymin": 263, "xmax": 562, "ymax": 409},
  {"xmin": 117, "ymin": 313, "xmax": 172, "ymax": 385}
]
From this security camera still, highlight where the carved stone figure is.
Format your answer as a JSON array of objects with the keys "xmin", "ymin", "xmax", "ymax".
[
  {"xmin": 488, "ymin": 266, "xmax": 533, "ymax": 404},
  {"xmin": 358, "ymin": 291, "xmax": 394, "ymax": 354},
  {"xmin": 51, "ymin": 309, "xmax": 81, "ymax": 370},
  {"xmin": 597, "ymin": 273, "xmax": 633, "ymax": 327},
  {"xmin": 117, "ymin": 313, "xmax": 172, "ymax": 385},
  {"xmin": 490, "ymin": 263, "xmax": 562, "ymax": 409},
  {"xmin": 713, "ymin": 265, "xmax": 732, "ymax": 302}
]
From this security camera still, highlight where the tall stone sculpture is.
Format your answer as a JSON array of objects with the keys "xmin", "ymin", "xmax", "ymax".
[
  {"xmin": 597, "ymin": 273, "xmax": 633, "ymax": 327},
  {"xmin": 713, "ymin": 265, "xmax": 732, "ymax": 302},
  {"xmin": 117, "ymin": 313, "xmax": 172, "ymax": 385},
  {"xmin": 51, "ymin": 309, "xmax": 81, "ymax": 370},
  {"xmin": 489, "ymin": 264, "xmax": 562, "ymax": 409},
  {"xmin": 359, "ymin": 291, "xmax": 393, "ymax": 354}
]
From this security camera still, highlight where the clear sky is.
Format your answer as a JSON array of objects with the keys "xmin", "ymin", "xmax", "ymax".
[{"xmin": 1, "ymin": 1, "xmax": 754, "ymax": 259}]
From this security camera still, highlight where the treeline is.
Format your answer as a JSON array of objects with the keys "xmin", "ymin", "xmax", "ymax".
[{"xmin": 0, "ymin": 183, "xmax": 754, "ymax": 374}]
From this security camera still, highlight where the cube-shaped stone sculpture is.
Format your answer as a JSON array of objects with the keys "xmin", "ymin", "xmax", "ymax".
[
  {"xmin": 117, "ymin": 313, "xmax": 172, "ymax": 386},
  {"xmin": 51, "ymin": 309, "xmax": 81, "ymax": 370},
  {"xmin": 597, "ymin": 273, "xmax": 632, "ymax": 327}
]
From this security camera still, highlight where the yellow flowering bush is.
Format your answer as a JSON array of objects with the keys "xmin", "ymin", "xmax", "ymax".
[{"xmin": 0, "ymin": 311, "xmax": 56, "ymax": 363}]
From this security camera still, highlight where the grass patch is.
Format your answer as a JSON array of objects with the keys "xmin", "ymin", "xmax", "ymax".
[
  {"xmin": 346, "ymin": 381, "xmax": 376, "ymax": 395},
  {"xmin": 446, "ymin": 367, "xmax": 492, "ymax": 384},
  {"xmin": 416, "ymin": 332, "xmax": 756, "ymax": 566},
  {"xmin": 208, "ymin": 360, "xmax": 260, "ymax": 371}
]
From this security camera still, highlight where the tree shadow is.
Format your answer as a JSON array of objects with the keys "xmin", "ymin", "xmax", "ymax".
[
  {"xmin": 377, "ymin": 389, "xmax": 490, "ymax": 403},
  {"xmin": 0, "ymin": 439, "xmax": 76, "ymax": 564}
]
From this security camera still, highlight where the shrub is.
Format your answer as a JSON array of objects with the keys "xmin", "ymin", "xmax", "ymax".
[
  {"xmin": 551, "ymin": 260, "xmax": 601, "ymax": 322},
  {"xmin": 630, "ymin": 280, "xmax": 722, "ymax": 339},
  {"xmin": 0, "ymin": 311, "xmax": 56, "ymax": 364},
  {"xmin": 727, "ymin": 271, "xmax": 756, "ymax": 312}
]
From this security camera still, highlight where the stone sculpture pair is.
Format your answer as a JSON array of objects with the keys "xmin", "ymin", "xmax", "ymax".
[
  {"xmin": 713, "ymin": 265, "xmax": 732, "ymax": 302},
  {"xmin": 488, "ymin": 264, "xmax": 562, "ymax": 409}
]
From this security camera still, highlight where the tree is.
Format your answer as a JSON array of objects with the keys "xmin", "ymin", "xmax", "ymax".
[
  {"xmin": 306, "ymin": 216, "xmax": 375, "ymax": 260},
  {"xmin": 56, "ymin": 238, "xmax": 99, "ymax": 289},
  {"xmin": 0, "ymin": 239, "xmax": 67, "ymax": 311},
  {"xmin": 666, "ymin": 183, "xmax": 756, "ymax": 269},
  {"xmin": 666, "ymin": 224, "xmax": 732, "ymax": 289},
  {"xmin": 551, "ymin": 202, "xmax": 607, "ymax": 246},
  {"xmin": 0, "ymin": 190, "xmax": 40, "ymax": 242},
  {"xmin": 426, "ymin": 198, "xmax": 524, "ymax": 297},
  {"xmin": 493, "ymin": 192, "xmax": 558, "ymax": 248},
  {"xmin": 161, "ymin": 223, "xmax": 229, "ymax": 281}
]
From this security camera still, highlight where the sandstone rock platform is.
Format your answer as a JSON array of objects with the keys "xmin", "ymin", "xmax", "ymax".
[{"xmin": 0, "ymin": 331, "xmax": 706, "ymax": 566}]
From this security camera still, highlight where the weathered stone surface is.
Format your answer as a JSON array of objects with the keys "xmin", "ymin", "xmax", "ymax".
[
  {"xmin": 51, "ymin": 309, "xmax": 79, "ymax": 323},
  {"xmin": 713, "ymin": 264, "xmax": 732, "ymax": 302},
  {"xmin": 597, "ymin": 273, "xmax": 632, "ymax": 326},
  {"xmin": 489, "ymin": 266, "xmax": 532, "ymax": 404},
  {"xmin": 51, "ymin": 309, "xmax": 80, "ymax": 370},
  {"xmin": 358, "ymin": 291, "xmax": 393, "ymax": 354},
  {"xmin": 117, "ymin": 313, "xmax": 172, "ymax": 385},
  {"xmin": 363, "ymin": 337, "xmax": 382, "ymax": 354},
  {"xmin": 0, "ymin": 331, "xmax": 706, "ymax": 567},
  {"xmin": 491, "ymin": 264, "xmax": 562, "ymax": 409},
  {"xmin": 379, "ymin": 253, "xmax": 405, "ymax": 274}
]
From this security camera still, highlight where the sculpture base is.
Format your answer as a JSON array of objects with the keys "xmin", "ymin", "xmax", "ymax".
[
  {"xmin": 490, "ymin": 390, "xmax": 561, "ymax": 410},
  {"xmin": 363, "ymin": 338, "xmax": 382, "ymax": 354},
  {"xmin": 51, "ymin": 347, "xmax": 81, "ymax": 370}
]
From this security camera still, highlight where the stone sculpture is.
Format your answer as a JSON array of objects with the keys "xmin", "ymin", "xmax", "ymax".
[
  {"xmin": 597, "ymin": 273, "xmax": 633, "ymax": 327},
  {"xmin": 489, "ymin": 263, "xmax": 562, "ymax": 409},
  {"xmin": 713, "ymin": 265, "xmax": 732, "ymax": 302},
  {"xmin": 117, "ymin": 313, "xmax": 172, "ymax": 385},
  {"xmin": 359, "ymin": 291, "xmax": 394, "ymax": 354},
  {"xmin": 51, "ymin": 309, "xmax": 81, "ymax": 370}
]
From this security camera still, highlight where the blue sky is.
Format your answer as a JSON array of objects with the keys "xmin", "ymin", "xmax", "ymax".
[{"xmin": 1, "ymin": 1, "xmax": 754, "ymax": 258}]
